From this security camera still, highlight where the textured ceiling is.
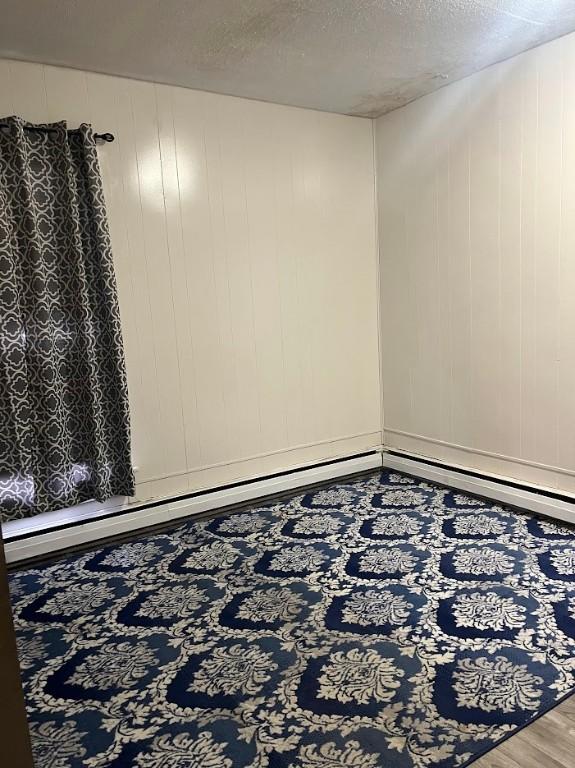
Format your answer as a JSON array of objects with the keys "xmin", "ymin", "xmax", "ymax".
[{"xmin": 2, "ymin": 0, "xmax": 575, "ymax": 117}]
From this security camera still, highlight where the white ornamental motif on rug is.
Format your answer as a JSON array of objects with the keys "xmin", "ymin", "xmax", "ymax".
[
  {"xmin": 341, "ymin": 590, "xmax": 413, "ymax": 627},
  {"xmin": 453, "ymin": 656, "xmax": 543, "ymax": 713},
  {"xmin": 317, "ymin": 648, "xmax": 403, "ymax": 705},
  {"xmin": 452, "ymin": 592, "xmax": 526, "ymax": 631}
]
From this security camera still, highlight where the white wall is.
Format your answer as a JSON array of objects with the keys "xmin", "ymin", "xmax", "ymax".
[
  {"xmin": 0, "ymin": 59, "xmax": 381, "ymax": 515},
  {"xmin": 376, "ymin": 32, "xmax": 575, "ymax": 494}
]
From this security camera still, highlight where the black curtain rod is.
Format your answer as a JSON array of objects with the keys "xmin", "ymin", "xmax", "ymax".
[{"xmin": 0, "ymin": 123, "xmax": 114, "ymax": 142}]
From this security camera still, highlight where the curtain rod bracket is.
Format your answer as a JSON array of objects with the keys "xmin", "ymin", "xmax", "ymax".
[{"xmin": 0, "ymin": 123, "xmax": 115, "ymax": 143}]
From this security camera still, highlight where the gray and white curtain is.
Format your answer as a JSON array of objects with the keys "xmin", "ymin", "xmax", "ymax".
[{"xmin": 0, "ymin": 116, "xmax": 134, "ymax": 522}]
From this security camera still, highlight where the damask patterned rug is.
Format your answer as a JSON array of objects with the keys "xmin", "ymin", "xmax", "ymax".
[{"xmin": 9, "ymin": 470, "xmax": 575, "ymax": 768}]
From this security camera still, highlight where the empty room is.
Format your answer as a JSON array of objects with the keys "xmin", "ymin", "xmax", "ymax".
[{"xmin": 2, "ymin": 2, "xmax": 575, "ymax": 766}]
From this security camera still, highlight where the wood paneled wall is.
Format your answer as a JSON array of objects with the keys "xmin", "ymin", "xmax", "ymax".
[
  {"xmin": 376, "ymin": 32, "xmax": 575, "ymax": 493},
  {"xmin": 0, "ymin": 59, "xmax": 381, "ymax": 512}
]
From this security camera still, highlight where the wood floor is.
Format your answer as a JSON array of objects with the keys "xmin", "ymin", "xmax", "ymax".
[{"xmin": 473, "ymin": 693, "xmax": 575, "ymax": 767}]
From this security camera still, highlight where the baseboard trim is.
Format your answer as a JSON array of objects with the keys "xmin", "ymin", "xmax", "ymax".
[
  {"xmin": 384, "ymin": 428, "xmax": 575, "ymax": 478},
  {"xmin": 3, "ymin": 451, "xmax": 383, "ymax": 564},
  {"xmin": 382, "ymin": 450, "xmax": 575, "ymax": 525}
]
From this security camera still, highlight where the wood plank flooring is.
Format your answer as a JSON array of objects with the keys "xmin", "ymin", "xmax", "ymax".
[{"xmin": 473, "ymin": 694, "xmax": 575, "ymax": 767}]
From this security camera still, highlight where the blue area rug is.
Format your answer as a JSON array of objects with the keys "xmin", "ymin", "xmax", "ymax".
[{"xmin": 9, "ymin": 470, "xmax": 575, "ymax": 768}]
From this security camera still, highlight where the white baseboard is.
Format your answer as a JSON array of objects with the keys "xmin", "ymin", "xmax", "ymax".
[
  {"xmin": 3, "ymin": 452, "xmax": 383, "ymax": 564},
  {"xmin": 7, "ymin": 447, "xmax": 574, "ymax": 564},
  {"xmin": 382, "ymin": 451, "xmax": 575, "ymax": 525}
]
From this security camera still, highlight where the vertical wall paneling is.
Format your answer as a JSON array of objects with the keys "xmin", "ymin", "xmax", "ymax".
[
  {"xmin": 559, "ymin": 42, "xmax": 575, "ymax": 494},
  {"xmin": 0, "ymin": 58, "xmax": 381, "ymax": 518},
  {"xmin": 376, "ymin": 32, "xmax": 575, "ymax": 493}
]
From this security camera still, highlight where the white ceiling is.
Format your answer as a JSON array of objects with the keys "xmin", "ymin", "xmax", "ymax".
[{"xmin": 2, "ymin": 0, "xmax": 575, "ymax": 117}]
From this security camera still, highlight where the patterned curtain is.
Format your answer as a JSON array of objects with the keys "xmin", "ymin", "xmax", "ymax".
[{"xmin": 0, "ymin": 116, "xmax": 134, "ymax": 522}]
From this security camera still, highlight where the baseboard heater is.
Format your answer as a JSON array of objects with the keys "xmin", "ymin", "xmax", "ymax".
[
  {"xmin": 3, "ymin": 450, "xmax": 383, "ymax": 565},
  {"xmin": 382, "ymin": 449, "xmax": 575, "ymax": 526},
  {"xmin": 6, "ymin": 447, "xmax": 574, "ymax": 566}
]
